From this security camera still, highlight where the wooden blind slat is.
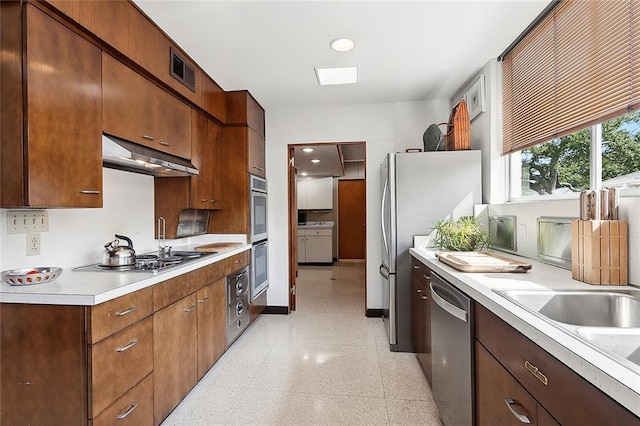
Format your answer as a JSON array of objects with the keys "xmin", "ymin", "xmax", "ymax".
[{"xmin": 502, "ymin": 0, "xmax": 640, "ymax": 155}]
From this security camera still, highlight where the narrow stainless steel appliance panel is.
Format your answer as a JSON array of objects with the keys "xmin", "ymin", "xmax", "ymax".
[
  {"xmin": 379, "ymin": 263, "xmax": 396, "ymax": 345},
  {"xmin": 251, "ymin": 240, "xmax": 269, "ymax": 301},
  {"xmin": 250, "ymin": 174, "xmax": 268, "ymax": 243},
  {"xmin": 430, "ymin": 272, "xmax": 474, "ymax": 426}
]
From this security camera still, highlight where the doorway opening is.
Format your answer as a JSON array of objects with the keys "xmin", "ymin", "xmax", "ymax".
[{"xmin": 287, "ymin": 142, "xmax": 366, "ymax": 313}]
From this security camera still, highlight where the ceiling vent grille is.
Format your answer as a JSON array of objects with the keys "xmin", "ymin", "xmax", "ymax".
[{"xmin": 170, "ymin": 47, "xmax": 196, "ymax": 92}]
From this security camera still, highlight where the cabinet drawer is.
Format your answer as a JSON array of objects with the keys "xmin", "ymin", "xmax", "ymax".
[
  {"xmin": 475, "ymin": 304, "xmax": 639, "ymax": 425},
  {"xmin": 476, "ymin": 341, "xmax": 548, "ymax": 425},
  {"xmin": 153, "ymin": 261, "xmax": 225, "ymax": 311},
  {"xmin": 92, "ymin": 373, "xmax": 153, "ymax": 426},
  {"xmin": 305, "ymin": 229, "xmax": 332, "ymax": 236},
  {"xmin": 225, "ymin": 251, "xmax": 249, "ymax": 275},
  {"xmin": 90, "ymin": 287, "xmax": 153, "ymax": 343},
  {"xmin": 411, "ymin": 257, "xmax": 431, "ymax": 285},
  {"xmin": 90, "ymin": 317, "xmax": 153, "ymax": 417}
]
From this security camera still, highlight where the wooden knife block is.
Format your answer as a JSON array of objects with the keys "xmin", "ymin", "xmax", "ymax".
[{"xmin": 571, "ymin": 220, "xmax": 628, "ymax": 285}]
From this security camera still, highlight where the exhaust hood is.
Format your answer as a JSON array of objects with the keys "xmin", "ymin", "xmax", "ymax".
[{"xmin": 102, "ymin": 134, "xmax": 198, "ymax": 177}]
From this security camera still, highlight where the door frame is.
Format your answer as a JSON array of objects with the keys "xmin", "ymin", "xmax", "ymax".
[{"xmin": 287, "ymin": 141, "xmax": 367, "ymax": 314}]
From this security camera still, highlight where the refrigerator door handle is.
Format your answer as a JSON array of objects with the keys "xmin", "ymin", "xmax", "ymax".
[
  {"xmin": 381, "ymin": 175, "xmax": 389, "ymax": 259},
  {"xmin": 379, "ymin": 263, "xmax": 389, "ymax": 279}
]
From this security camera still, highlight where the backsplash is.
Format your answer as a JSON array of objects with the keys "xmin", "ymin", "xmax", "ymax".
[{"xmin": 485, "ymin": 195, "xmax": 640, "ymax": 285}]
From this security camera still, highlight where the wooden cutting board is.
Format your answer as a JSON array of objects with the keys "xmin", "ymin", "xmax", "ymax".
[
  {"xmin": 194, "ymin": 242, "xmax": 244, "ymax": 253},
  {"xmin": 436, "ymin": 251, "xmax": 532, "ymax": 273}
]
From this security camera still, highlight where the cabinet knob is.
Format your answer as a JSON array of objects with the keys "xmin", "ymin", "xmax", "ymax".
[
  {"xmin": 253, "ymin": 165, "xmax": 264, "ymax": 171},
  {"xmin": 209, "ymin": 200, "xmax": 217, "ymax": 203},
  {"xmin": 201, "ymin": 199, "xmax": 208, "ymax": 202},
  {"xmin": 159, "ymin": 141, "xmax": 170, "ymax": 146},
  {"xmin": 183, "ymin": 304, "xmax": 196, "ymax": 313},
  {"xmin": 141, "ymin": 135, "xmax": 155, "ymax": 141}
]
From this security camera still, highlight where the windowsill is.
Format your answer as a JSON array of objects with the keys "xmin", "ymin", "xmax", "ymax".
[{"xmin": 509, "ymin": 186, "xmax": 640, "ymax": 203}]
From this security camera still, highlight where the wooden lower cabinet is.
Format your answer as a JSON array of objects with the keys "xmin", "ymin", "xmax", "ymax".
[
  {"xmin": 153, "ymin": 294, "xmax": 198, "ymax": 424},
  {"xmin": 196, "ymin": 279, "xmax": 227, "ymax": 380},
  {"xmin": 410, "ymin": 257, "xmax": 432, "ymax": 383},
  {"xmin": 92, "ymin": 374, "xmax": 154, "ymax": 426},
  {"xmin": 477, "ymin": 341, "xmax": 558, "ymax": 426},
  {"xmin": 475, "ymin": 304, "xmax": 640, "ymax": 425}
]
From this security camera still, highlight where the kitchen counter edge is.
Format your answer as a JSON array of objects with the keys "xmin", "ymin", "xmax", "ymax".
[
  {"xmin": 409, "ymin": 248, "xmax": 640, "ymax": 418},
  {"xmin": 0, "ymin": 245, "xmax": 251, "ymax": 306}
]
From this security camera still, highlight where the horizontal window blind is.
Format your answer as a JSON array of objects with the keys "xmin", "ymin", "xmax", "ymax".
[{"xmin": 502, "ymin": 0, "xmax": 640, "ymax": 155}]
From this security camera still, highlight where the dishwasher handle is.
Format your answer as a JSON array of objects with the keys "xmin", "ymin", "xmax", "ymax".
[{"xmin": 430, "ymin": 281, "xmax": 468, "ymax": 322}]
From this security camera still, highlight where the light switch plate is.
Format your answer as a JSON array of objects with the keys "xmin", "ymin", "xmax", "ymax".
[{"xmin": 6, "ymin": 210, "xmax": 48, "ymax": 234}]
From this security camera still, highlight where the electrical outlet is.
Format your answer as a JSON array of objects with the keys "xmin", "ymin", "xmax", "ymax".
[
  {"xmin": 26, "ymin": 233, "xmax": 40, "ymax": 256},
  {"xmin": 7, "ymin": 210, "xmax": 48, "ymax": 234}
]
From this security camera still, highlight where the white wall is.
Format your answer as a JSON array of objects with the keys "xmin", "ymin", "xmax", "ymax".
[
  {"xmin": 0, "ymin": 169, "xmax": 157, "ymax": 270},
  {"xmin": 265, "ymin": 100, "xmax": 450, "ymax": 308}
]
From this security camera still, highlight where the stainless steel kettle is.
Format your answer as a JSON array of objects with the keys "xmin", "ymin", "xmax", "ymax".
[{"xmin": 101, "ymin": 234, "xmax": 136, "ymax": 266}]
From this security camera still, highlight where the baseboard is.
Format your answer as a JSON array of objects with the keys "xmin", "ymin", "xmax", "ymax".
[
  {"xmin": 366, "ymin": 309, "xmax": 383, "ymax": 318},
  {"xmin": 263, "ymin": 305, "xmax": 289, "ymax": 315}
]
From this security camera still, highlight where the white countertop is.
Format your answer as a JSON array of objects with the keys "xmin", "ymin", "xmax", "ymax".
[
  {"xmin": 410, "ymin": 248, "xmax": 640, "ymax": 417},
  {"xmin": 298, "ymin": 221, "xmax": 334, "ymax": 229},
  {"xmin": 0, "ymin": 243, "xmax": 251, "ymax": 306}
]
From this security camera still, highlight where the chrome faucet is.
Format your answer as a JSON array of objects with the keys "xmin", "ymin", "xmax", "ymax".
[{"xmin": 157, "ymin": 216, "xmax": 172, "ymax": 258}]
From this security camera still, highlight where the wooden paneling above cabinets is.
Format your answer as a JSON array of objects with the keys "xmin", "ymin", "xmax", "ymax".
[{"xmin": 0, "ymin": 3, "xmax": 103, "ymax": 208}]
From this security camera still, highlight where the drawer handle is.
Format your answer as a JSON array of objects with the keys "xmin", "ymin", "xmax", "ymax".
[
  {"xmin": 198, "ymin": 296, "xmax": 210, "ymax": 304},
  {"xmin": 412, "ymin": 265, "xmax": 419, "ymax": 269},
  {"xmin": 210, "ymin": 200, "xmax": 217, "ymax": 203},
  {"xmin": 159, "ymin": 141, "xmax": 170, "ymax": 146},
  {"xmin": 115, "ymin": 305, "xmax": 137, "ymax": 317},
  {"xmin": 141, "ymin": 135, "xmax": 155, "ymax": 141},
  {"xmin": 416, "ymin": 288, "xmax": 422, "ymax": 293},
  {"xmin": 422, "ymin": 274, "xmax": 430, "ymax": 281},
  {"xmin": 234, "ymin": 259, "xmax": 244, "ymax": 264},
  {"xmin": 420, "ymin": 295, "xmax": 428, "ymax": 300},
  {"xmin": 79, "ymin": 190, "xmax": 101, "ymax": 195},
  {"xmin": 201, "ymin": 199, "xmax": 208, "ymax": 202},
  {"xmin": 253, "ymin": 165, "xmax": 264, "ymax": 171},
  {"xmin": 116, "ymin": 339, "xmax": 138, "ymax": 352},
  {"xmin": 504, "ymin": 399, "xmax": 531, "ymax": 424},
  {"xmin": 184, "ymin": 304, "xmax": 196, "ymax": 313},
  {"xmin": 524, "ymin": 361, "xmax": 548, "ymax": 385},
  {"xmin": 116, "ymin": 402, "xmax": 139, "ymax": 419}
]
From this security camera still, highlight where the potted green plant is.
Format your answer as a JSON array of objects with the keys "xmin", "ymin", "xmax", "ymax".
[{"xmin": 431, "ymin": 216, "xmax": 491, "ymax": 252}]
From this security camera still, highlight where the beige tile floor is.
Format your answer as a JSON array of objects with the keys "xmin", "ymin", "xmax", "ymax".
[{"xmin": 162, "ymin": 262, "xmax": 442, "ymax": 425}]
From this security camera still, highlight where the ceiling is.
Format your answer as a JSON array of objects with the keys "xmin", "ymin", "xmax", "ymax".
[{"xmin": 134, "ymin": 0, "xmax": 550, "ymax": 111}]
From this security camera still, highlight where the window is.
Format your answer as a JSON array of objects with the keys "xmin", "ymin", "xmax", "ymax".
[
  {"xmin": 511, "ymin": 110, "xmax": 640, "ymax": 199},
  {"xmin": 502, "ymin": 0, "xmax": 640, "ymax": 200}
]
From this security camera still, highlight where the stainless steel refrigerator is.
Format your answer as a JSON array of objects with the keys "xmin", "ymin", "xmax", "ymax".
[{"xmin": 379, "ymin": 150, "xmax": 482, "ymax": 352}]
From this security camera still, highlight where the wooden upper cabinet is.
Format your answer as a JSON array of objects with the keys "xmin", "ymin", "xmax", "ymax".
[
  {"xmin": 45, "ymin": 0, "xmax": 93, "ymax": 29},
  {"xmin": 128, "ymin": 5, "xmax": 170, "ymax": 78},
  {"xmin": 201, "ymin": 73, "xmax": 226, "ymax": 122},
  {"xmin": 248, "ymin": 127, "xmax": 266, "ymax": 177},
  {"xmin": 91, "ymin": 0, "xmax": 130, "ymax": 54},
  {"xmin": 103, "ymin": 53, "xmax": 191, "ymax": 159},
  {"xmin": 190, "ymin": 111, "xmax": 223, "ymax": 210},
  {"xmin": 0, "ymin": 3, "xmax": 103, "ymax": 208},
  {"xmin": 226, "ymin": 90, "xmax": 265, "ymax": 136}
]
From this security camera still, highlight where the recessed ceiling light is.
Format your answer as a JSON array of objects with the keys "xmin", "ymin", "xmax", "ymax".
[
  {"xmin": 300, "ymin": 171, "xmax": 308, "ymax": 176},
  {"xmin": 330, "ymin": 38, "xmax": 355, "ymax": 52},
  {"xmin": 302, "ymin": 148, "xmax": 314, "ymax": 153},
  {"xmin": 311, "ymin": 159, "xmax": 321, "ymax": 164},
  {"xmin": 315, "ymin": 66, "xmax": 358, "ymax": 86}
]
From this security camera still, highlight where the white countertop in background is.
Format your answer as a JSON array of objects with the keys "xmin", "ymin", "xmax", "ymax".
[
  {"xmin": 298, "ymin": 221, "xmax": 334, "ymax": 229},
  {"xmin": 410, "ymin": 248, "xmax": 640, "ymax": 417},
  {"xmin": 0, "ymin": 243, "xmax": 251, "ymax": 306}
]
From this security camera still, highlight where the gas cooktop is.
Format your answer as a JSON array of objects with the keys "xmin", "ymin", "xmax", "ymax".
[{"xmin": 73, "ymin": 250, "xmax": 216, "ymax": 273}]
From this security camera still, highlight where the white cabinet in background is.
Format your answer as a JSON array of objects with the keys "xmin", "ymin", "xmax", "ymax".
[
  {"xmin": 297, "ymin": 177, "xmax": 333, "ymax": 210},
  {"xmin": 297, "ymin": 228, "xmax": 332, "ymax": 263}
]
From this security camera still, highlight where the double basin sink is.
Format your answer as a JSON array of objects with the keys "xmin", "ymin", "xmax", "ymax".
[{"xmin": 494, "ymin": 288, "xmax": 640, "ymax": 373}]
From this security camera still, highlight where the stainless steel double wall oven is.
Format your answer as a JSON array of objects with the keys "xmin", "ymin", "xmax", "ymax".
[{"xmin": 249, "ymin": 174, "xmax": 269, "ymax": 301}]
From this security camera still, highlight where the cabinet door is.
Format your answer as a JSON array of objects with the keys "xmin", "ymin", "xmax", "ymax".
[
  {"xmin": 305, "ymin": 233, "xmax": 332, "ymax": 263},
  {"xmin": 201, "ymin": 74, "xmax": 226, "ymax": 122},
  {"xmin": 476, "ymin": 341, "xmax": 540, "ymax": 425},
  {"xmin": 247, "ymin": 127, "xmax": 265, "ymax": 177},
  {"xmin": 153, "ymin": 294, "xmax": 198, "ymax": 424},
  {"xmin": 46, "ymin": 0, "xmax": 92, "ymax": 29},
  {"xmin": 91, "ymin": 0, "xmax": 129, "ymax": 53},
  {"xmin": 155, "ymin": 88, "xmax": 191, "ymax": 159},
  {"xmin": 306, "ymin": 177, "xmax": 333, "ymax": 210},
  {"xmin": 196, "ymin": 279, "xmax": 226, "ymax": 380},
  {"xmin": 25, "ymin": 7, "xmax": 102, "ymax": 207},
  {"xmin": 93, "ymin": 374, "xmax": 154, "ymax": 426},
  {"xmin": 297, "ymin": 234, "xmax": 306, "ymax": 263},
  {"xmin": 190, "ymin": 111, "xmax": 222, "ymax": 210},
  {"xmin": 420, "ymin": 280, "xmax": 432, "ymax": 384},
  {"xmin": 411, "ymin": 273, "xmax": 423, "ymax": 358},
  {"xmin": 128, "ymin": 6, "xmax": 170, "ymax": 78}
]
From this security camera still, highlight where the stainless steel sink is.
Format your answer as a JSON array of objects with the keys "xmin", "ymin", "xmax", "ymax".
[
  {"xmin": 496, "ymin": 289, "xmax": 640, "ymax": 327},
  {"xmin": 494, "ymin": 288, "xmax": 640, "ymax": 373}
]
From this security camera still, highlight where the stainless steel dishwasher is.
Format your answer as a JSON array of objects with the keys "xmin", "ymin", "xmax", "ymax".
[{"xmin": 430, "ymin": 272, "xmax": 474, "ymax": 426}]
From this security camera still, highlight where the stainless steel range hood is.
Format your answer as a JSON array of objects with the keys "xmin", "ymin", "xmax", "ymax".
[{"xmin": 102, "ymin": 134, "xmax": 198, "ymax": 177}]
